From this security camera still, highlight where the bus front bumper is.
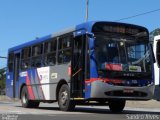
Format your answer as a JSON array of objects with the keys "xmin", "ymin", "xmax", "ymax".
[{"xmin": 90, "ymin": 81, "xmax": 154, "ymax": 100}]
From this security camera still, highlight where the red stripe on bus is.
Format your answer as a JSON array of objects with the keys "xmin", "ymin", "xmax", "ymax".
[
  {"xmin": 68, "ymin": 66, "xmax": 71, "ymax": 76},
  {"xmin": 85, "ymin": 78, "xmax": 124, "ymax": 84},
  {"xmin": 26, "ymin": 72, "xmax": 35, "ymax": 100},
  {"xmin": 105, "ymin": 63, "xmax": 122, "ymax": 71}
]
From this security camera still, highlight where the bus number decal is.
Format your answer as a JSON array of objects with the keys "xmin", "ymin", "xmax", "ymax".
[
  {"xmin": 51, "ymin": 73, "xmax": 57, "ymax": 79},
  {"xmin": 19, "ymin": 71, "xmax": 27, "ymax": 77}
]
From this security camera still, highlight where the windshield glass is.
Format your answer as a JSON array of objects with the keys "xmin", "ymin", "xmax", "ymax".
[{"xmin": 95, "ymin": 34, "xmax": 151, "ymax": 73}]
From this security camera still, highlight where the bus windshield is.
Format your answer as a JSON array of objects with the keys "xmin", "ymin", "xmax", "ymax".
[{"xmin": 95, "ymin": 34, "xmax": 151, "ymax": 74}]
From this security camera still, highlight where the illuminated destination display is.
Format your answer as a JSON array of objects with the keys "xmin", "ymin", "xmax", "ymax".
[
  {"xmin": 92, "ymin": 22, "xmax": 147, "ymax": 35},
  {"xmin": 103, "ymin": 26, "xmax": 139, "ymax": 34}
]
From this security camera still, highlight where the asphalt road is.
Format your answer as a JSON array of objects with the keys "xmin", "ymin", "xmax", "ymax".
[{"xmin": 0, "ymin": 101, "xmax": 160, "ymax": 120}]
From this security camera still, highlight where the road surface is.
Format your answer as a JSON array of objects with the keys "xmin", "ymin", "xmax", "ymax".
[{"xmin": 0, "ymin": 100, "xmax": 160, "ymax": 120}]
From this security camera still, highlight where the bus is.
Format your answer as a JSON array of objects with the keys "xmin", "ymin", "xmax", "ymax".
[
  {"xmin": 6, "ymin": 21, "xmax": 154, "ymax": 112},
  {"xmin": 153, "ymin": 35, "xmax": 160, "ymax": 100}
]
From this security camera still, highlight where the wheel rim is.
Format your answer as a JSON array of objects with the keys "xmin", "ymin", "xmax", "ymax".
[
  {"xmin": 60, "ymin": 90, "xmax": 68, "ymax": 106},
  {"xmin": 22, "ymin": 92, "xmax": 27, "ymax": 104}
]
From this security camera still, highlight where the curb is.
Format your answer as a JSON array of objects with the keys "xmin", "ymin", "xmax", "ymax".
[{"xmin": 0, "ymin": 95, "xmax": 19, "ymax": 102}]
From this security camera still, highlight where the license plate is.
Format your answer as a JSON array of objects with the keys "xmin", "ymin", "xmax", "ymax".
[{"xmin": 123, "ymin": 89, "xmax": 134, "ymax": 93}]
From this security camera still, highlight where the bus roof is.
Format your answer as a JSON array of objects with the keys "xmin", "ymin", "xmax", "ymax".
[{"xmin": 8, "ymin": 21, "xmax": 148, "ymax": 52}]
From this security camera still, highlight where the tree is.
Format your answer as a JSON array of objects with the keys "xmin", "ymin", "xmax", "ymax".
[
  {"xmin": 0, "ymin": 68, "xmax": 6, "ymax": 90},
  {"xmin": 150, "ymin": 28, "xmax": 160, "ymax": 42},
  {"xmin": 150, "ymin": 28, "xmax": 160, "ymax": 36}
]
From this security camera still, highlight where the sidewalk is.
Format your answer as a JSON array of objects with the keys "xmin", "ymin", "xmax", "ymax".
[
  {"xmin": 0, "ymin": 95, "xmax": 19, "ymax": 102},
  {"xmin": 126, "ymin": 100, "xmax": 160, "ymax": 109},
  {"xmin": 0, "ymin": 95, "xmax": 10, "ymax": 101},
  {"xmin": 1, "ymin": 95, "xmax": 160, "ymax": 109}
]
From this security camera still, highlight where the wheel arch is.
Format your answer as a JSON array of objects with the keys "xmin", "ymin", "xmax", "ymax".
[
  {"xmin": 56, "ymin": 79, "xmax": 68, "ymax": 100},
  {"xmin": 19, "ymin": 83, "xmax": 27, "ymax": 99}
]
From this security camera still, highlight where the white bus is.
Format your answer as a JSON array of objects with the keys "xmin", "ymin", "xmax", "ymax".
[{"xmin": 153, "ymin": 35, "xmax": 160, "ymax": 100}]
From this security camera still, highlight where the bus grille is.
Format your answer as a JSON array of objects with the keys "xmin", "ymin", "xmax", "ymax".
[{"xmin": 105, "ymin": 90, "xmax": 147, "ymax": 97}]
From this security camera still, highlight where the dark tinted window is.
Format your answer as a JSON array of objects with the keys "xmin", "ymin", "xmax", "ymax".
[
  {"xmin": 31, "ymin": 44, "xmax": 43, "ymax": 68},
  {"xmin": 58, "ymin": 36, "xmax": 72, "ymax": 64},
  {"xmin": 43, "ymin": 53, "xmax": 56, "ymax": 66},
  {"xmin": 8, "ymin": 53, "xmax": 14, "ymax": 72},
  {"xmin": 58, "ymin": 50, "xmax": 71, "ymax": 63},
  {"xmin": 44, "ymin": 39, "xmax": 57, "ymax": 53},
  {"xmin": 31, "ymin": 56, "xmax": 42, "ymax": 68},
  {"xmin": 32, "ymin": 44, "xmax": 43, "ymax": 56},
  {"xmin": 43, "ymin": 39, "xmax": 57, "ymax": 66},
  {"xmin": 22, "ymin": 47, "xmax": 31, "ymax": 59},
  {"xmin": 59, "ymin": 37, "xmax": 71, "ymax": 50},
  {"xmin": 21, "ymin": 47, "xmax": 31, "ymax": 70}
]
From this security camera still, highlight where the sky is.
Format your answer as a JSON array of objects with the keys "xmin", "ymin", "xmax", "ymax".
[{"xmin": 0, "ymin": 0, "xmax": 160, "ymax": 68}]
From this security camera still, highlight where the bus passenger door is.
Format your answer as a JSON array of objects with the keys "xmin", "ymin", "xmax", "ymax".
[
  {"xmin": 13, "ymin": 53, "xmax": 20, "ymax": 98},
  {"xmin": 71, "ymin": 35, "xmax": 87, "ymax": 98}
]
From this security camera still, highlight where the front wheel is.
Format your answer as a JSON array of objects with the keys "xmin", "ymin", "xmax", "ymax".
[
  {"xmin": 21, "ymin": 86, "xmax": 40, "ymax": 108},
  {"xmin": 58, "ymin": 84, "xmax": 75, "ymax": 111},
  {"xmin": 108, "ymin": 99, "xmax": 126, "ymax": 113}
]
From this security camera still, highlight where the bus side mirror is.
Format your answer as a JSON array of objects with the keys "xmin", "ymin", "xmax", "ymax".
[{"xmin": 86, "ymin": 32, "xmax": 94, "ymax": 38}]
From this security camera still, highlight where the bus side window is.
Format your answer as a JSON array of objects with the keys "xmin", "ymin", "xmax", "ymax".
[
  {"xmin": 63, "ymin": 49, "xmax": 71, "ymax": 63},
  {"xmin": 58, "ymin": 51, "xmax": 63, "ymax": 63},
  {"xmin": 47, "ymin": 53, "xmax": 56, "ymax": 65},
  {"xmin": 32, "ymin": 44, "xmax": 43, "ymax": 56},
  {"xmin": 8, "ymin": 53, "xmax": 14, "ymax": 72},
  {"xmin": 31, "ymin": 44, "xmax": 43, "ymax": 68},
  {"xmin": 58, "ymin": 36, "xmax": 71, "ymax": 64},
  {"xmin": 50, "ymin": 40, "xmax": 57, "ymax": 52},
  {"xmin": 43, "ymin": 39, "xmax": 57, "ymax": 66},
  {"xmin": 63, "ymin": 37, "xmax": 71, "ymax": 48},
  {"xmin": 21, "ymin": 47, "xmax": 31, "ymax": 70}
]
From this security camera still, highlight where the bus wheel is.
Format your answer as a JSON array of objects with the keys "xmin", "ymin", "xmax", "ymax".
[
  {"xmin": 58, "ymin": 84, "xmax": 75, "ymax": 111},
  {"xmin": 21, "ymin": 86, "xmax": 40, "ymax": 108},
  {"xmin": 108, "ymin": 99, "xmax": 126, "ymax": 113},
  {"xmin": 31, "ymin": 101, "xmax": 40, "ymax": 108}
]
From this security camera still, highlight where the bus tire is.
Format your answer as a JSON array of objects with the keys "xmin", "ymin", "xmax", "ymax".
[
  {"xmin": 31, "ymin": 101, "xmax": 40, "ymax": 108},
  {"xmin": 58, "ymin": 84, "xmax": 75, "ymax": 111},
  {"xmin": 108, "ymin": 99, "xmax": 126, "ymax": 113},
  {"xmin": 21, "ymin": 86, "xmax": 40, "ymax": 108}
]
